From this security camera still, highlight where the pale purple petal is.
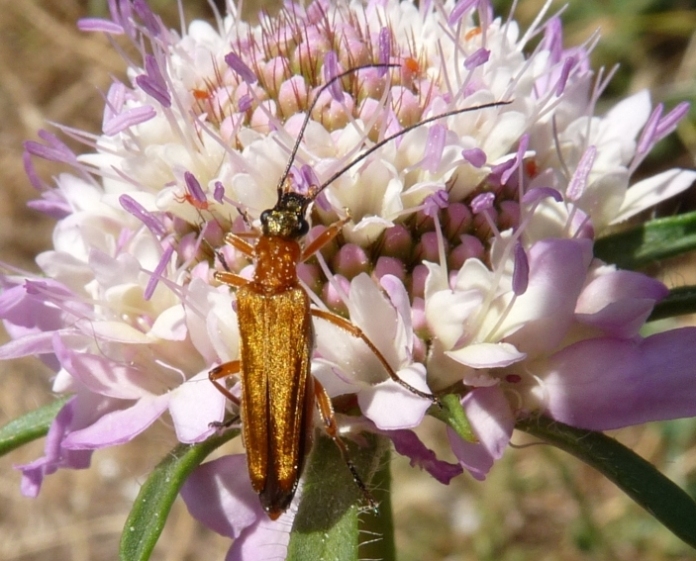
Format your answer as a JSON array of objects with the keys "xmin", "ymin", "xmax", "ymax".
[
  {"xmin": 227, "ymin": 512, "xmax": 294, "ymax": 561},
  {"xmin": 181, "ymin": 454, "xmax": 263, "ymax": 538},
  {"xmin": 422, "ymin": 125, "xmax": 446, "ymax": 172},
  {"xmin": 504, "ymin": 238, "xmax": 593, "ymax": 355},
  {"xmin": 0, "ymin": 280, "xmax": 81, "ymax": 335},
  {"xmin": 612, "ymin": 168, "xmax": 696, "ymax": 224},
  {"xmin": 380, "ymin": 274, "xmax": 413, "ymax": 352},
  {"xmin": 0, "ymin": 331, "xmax": 56, "ymax": 359},
  {"xmin": 169, "ymin": 371, "xmax": 227, "ymax": 443},
  {"xmin": 62, "ymin": 394, "xmax": 170, "ymax": 449},
  {"xmin": 358, "ymin": 364, "xmax": 431, "ymax": 430},
  {"xmin": 53, "ymin": 337, "xmax": 149, "ymax": 400},
  {"xmin": 447, "ymin": 342, "xmax": 526, "ymax": 369},
  {"xmin": 543, "ymin": 328, "xmax": 696, "ymax": 430},
  {"xmin": 384, "ymin": 429, "xmax": 462, "ymax": 483},
  {"xmin": 447, "ymin": 386, "xmax": 513, "ymax": 481},
  {"xmin": 575, "ymin": 270, "xmax": 668, "ymax": 337},
  {"xmin": 16, "ymin": 398, "xmax": 92, "ymax": 497},
  {"xmin": 425, "ymin": 288, "xmax": 482, "ymax": 349}
]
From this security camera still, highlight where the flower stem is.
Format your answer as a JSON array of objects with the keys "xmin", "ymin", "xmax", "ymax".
[{"xmin": 359, "ymin": 442, "xmax": 396, "ymax": 561}]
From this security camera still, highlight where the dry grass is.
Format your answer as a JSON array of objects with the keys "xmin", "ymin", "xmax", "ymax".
[{"xmin": 0, "ymin": 1, "xmax": 694, "ymax": 560}]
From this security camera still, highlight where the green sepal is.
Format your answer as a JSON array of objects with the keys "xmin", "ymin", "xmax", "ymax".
[
  {"xmin": 594, "ymin": 211, "xmax": 696, "ymax": 270},
  {"xmin": 287, "ymin": 433, "xmax": 391, "ymax": 561},
  {"xmin": 517, "ymin": 415, "xmax": 696, "ymax": 548},
  {"xmin": 429, "ymin": 393, "xmax": 477, "ymax": 443},
  {"xmin": 0, "ymin": 396, "xmax": 71, "ymax": 457},
  {"xmin": 119, "ymin": 428, "xmax": 238, "ymax": 561},
  {"xmin": 649, "ymin": 285, "xmax": 696, "ymax": 321}
]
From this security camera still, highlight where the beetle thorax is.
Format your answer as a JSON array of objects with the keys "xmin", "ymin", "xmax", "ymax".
[{"xmin": 253, "ymin": 235, "xmax": 302, "ymax": 291}]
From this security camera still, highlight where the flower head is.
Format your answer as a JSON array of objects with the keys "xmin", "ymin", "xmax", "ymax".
[{"xmin": 3, "ymin": 0, "xmax": 696, "ymax": 557}]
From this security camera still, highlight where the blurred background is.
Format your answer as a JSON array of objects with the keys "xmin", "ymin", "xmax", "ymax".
[{"xmin": 0, "ymin": 0, "xmax": 695, "ymax": 559}]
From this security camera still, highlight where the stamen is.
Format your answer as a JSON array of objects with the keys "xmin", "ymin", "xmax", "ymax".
[
  {"xmin": 136, "ymin": 55, "xmax": 172, "ymax": 108},
  {"xmin": 144, "ymin": 243, "xmax": 175, "ymax": 301},
  {"xmin": 566, "ymin": 145, "xmax": 596, "ymax": 202},
  {"xmin": 119, "ymin": 195, "xmax": 167, "ymax": 237},
  {"xmin": 225, "ymin": 52, "xmax": 258, "ymax": 84}
]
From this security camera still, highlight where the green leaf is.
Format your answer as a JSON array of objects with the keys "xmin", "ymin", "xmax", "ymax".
[
  {"xmin": 594, "ymin": 211, "xmax": 696, "ymax": 270},
  {"xmin": 0, "ymin": 396, "xmax": 71, "ymax": 456},
  {"xmin": 649, "ymin": 285, "xmax": 696, "ymax": 321},
  {"xmin": 429, "ymin": 393, "xmax": 477, "ymax": 443},
  {"xmin": 287, "ymin": 433, "xmax": 391, "ymax": 561},
  {"xmin": 517, "ymin": 415, "xmax": 696, "ymax": 548},
  {"xmin": 119, "ymin": 428, "xmax": 238, "ymax": 561}
]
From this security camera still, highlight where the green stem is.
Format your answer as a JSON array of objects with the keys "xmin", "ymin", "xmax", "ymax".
[
  {"xmin": 517, "ymin": 415, "xmax": 696, "ymax": 548},
  {"xmin": 359, "ymin": 444, "xmax": 396, "ymax": 561}
]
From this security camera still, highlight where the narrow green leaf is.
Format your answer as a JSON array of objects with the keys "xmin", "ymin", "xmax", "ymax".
[
  {"xmin": 0, "ymin": 396, "xmax": 71, "ymax": 456},
  {"xmin": 594, "ymin": 211, "xmax": 696, "ymax": 270},
  {"xmin": 287, "ymin": 433, "xmax": 390, "ymax": 561},
  {"xmin": 649, "ymin": 285, "xmax": 696, "ymax": 321},
  {"xmin": 119, "ymin": 429, "xmax": 238, "ymax": 561},
  {"xmin": 517, "ymin": 415, "xmax": 696, "ymax": 548},
  {"xmin": 429, "ymin": 393, "xmax": 477, "ymax": 442}
]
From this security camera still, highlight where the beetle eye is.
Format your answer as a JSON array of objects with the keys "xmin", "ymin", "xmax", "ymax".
[
  {"xmin": 260, "ymin": 209, "xmax": 271, "ymax": 225},
  {"xmin": 297, "ymin": 219, "xmax": 309, "ymax": 237}
]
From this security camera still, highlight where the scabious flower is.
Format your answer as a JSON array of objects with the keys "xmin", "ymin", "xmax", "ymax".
[{"xmin": 3, "ymin": 0, "xmax": 696, "ymax": 558}]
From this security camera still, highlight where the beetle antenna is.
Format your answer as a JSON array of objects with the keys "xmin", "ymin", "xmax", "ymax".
[
  {"xmin": 277, "ymin": 62, "xmax": 400, "ymax": 191},
  {"xmin": 312, "ymin": 99, "xmax": 514, "ymax": 199}
]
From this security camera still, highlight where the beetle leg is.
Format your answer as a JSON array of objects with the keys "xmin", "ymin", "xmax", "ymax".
[
  {"xmin": 311, "ymin": 308, "xmax": 440, "ymax": 404},
  {"xmin": 215, "ymin": 232, "xmax": 257, "ymax": 272},
  {"xmin": 213, "ymin": 271, "xmax": 249, "ymax": 288},
  {"xmin": 301, "ymin": 215, "xmax": 351, "ymax": 261},
  {"xmin": 224, "ymin": 232, "xmax": 256, "ymax": 257},
  {"xmin": 313, "ymin": 377, "xmax": 377, "ymax": 511},
  {"xmin": 209, "ymin": 359, "xmax": 242, "ymax": 405}
]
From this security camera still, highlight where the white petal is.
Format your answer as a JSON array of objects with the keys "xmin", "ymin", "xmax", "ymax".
[
  {"xmin": 447, "ymin": 342, "xmax": 526, "ymax": 368},
  {"xmin": 612, "ymin": 168, "xmax": 696, "ymax": 224}
]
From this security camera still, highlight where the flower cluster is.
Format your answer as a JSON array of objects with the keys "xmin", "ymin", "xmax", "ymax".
[{"xmin": 2, "ymin": 0, "xmax": 696, "ymax": 557}]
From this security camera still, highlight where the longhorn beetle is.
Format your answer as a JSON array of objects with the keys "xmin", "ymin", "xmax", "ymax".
[{"xmin": 208, "ymin": 62, "xmax": 510, "ymax": 519}]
